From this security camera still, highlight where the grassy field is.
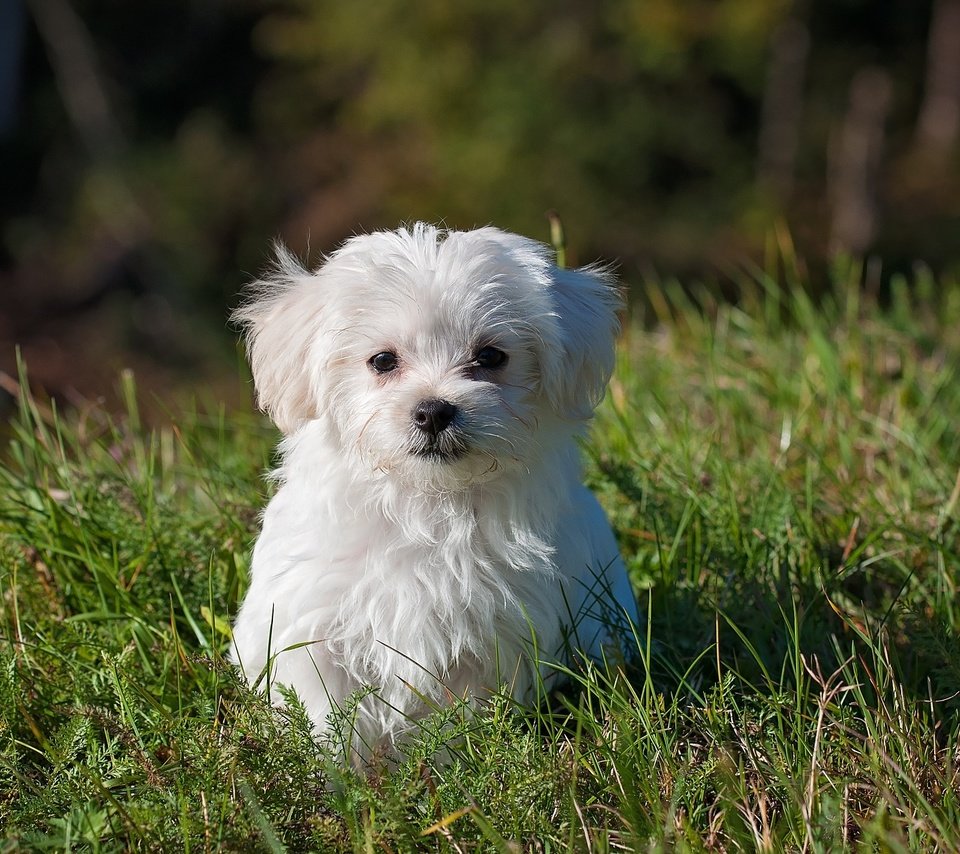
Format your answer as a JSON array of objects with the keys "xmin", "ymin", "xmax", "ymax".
[{"xmin": 2, "ymin": 248, "xmax": 960, "ymax": 851}]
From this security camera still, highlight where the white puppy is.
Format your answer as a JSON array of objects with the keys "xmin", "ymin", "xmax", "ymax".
[{"xmin": 230, "ymin": 223, "xmax": 636, "ymax": 759}]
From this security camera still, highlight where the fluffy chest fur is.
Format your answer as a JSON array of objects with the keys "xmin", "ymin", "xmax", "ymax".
[{"xmin": 231, "ymin": 425, "xmax": 574, "ymax": 749}]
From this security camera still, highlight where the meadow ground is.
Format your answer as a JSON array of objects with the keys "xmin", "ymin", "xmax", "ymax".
[{"xmin": 2, "ymin": 247, "xmax": 959, "ymax": 851}]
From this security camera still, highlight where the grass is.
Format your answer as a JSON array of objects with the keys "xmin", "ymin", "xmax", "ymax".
[{"xmin": 2, "ymin": 247, "xmax": 960, "ymax": 851}]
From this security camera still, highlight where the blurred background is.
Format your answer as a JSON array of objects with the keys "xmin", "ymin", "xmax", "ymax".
[{"xmin": 1, "ymin": 0, "xmax": 959, "ymax": 416}]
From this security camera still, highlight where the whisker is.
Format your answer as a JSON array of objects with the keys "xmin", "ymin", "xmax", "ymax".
[
  {"xmin": 500, "ymin": 399, "xmax": 534, "ymax": 430},
  {"xmin": 355, "ymin": 411, "xmax": 377, "ymax": 449}
]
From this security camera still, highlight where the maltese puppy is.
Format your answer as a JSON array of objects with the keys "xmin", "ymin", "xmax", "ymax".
[{"xmin": 230, "ymin": 223, "xmax": 637, "ymax": 759}]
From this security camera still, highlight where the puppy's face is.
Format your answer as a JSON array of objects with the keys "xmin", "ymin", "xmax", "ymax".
[
  {"xmin": 321, "ymin": 244, "xmax": 547, "ymax": 488},
  {"xmin": 235, "ymin": 225, "xmax": 620, "ymax": 490}
]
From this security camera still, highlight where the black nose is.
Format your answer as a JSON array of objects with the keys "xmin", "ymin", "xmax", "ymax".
[{"xmin": 413, "ymin": 399, "xmax": 457, "ymax": 436}]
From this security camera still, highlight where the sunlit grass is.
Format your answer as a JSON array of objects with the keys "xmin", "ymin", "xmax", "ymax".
[{"xmin": 2, "ymin": 251, "xmax": 959, "ymax": 850}]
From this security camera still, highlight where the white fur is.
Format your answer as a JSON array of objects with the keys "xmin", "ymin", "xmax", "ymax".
[{"xmin": 230, "ymin": 223, "xmax": 637, "ymax": 759}]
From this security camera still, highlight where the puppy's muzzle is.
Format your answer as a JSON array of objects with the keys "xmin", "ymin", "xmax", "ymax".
[{"xmin": 412, "ymin": 398, "xmax": 457, "ymax": 437}]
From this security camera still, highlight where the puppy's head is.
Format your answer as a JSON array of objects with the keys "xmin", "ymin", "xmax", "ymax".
[{"xmin": 234, "ymin": 224, "xmax": 620, "ymax": 488}]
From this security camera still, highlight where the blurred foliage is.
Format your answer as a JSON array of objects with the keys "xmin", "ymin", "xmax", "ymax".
[
  {"xmin": 272, "ymin": 0, "xmax": 787, "ymax": 250},
  {"xmin": 1, "ymin": 0, "xmax": 959, "ymax": 404}
]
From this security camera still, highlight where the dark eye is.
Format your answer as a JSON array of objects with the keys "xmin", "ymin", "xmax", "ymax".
[
  {"xmin": 474, "ymin": 346, "xmax": 508, "ymax": 370},
  {"xmin": 369, "ymin": 351, "xmax": 399, "ymax": 373}
]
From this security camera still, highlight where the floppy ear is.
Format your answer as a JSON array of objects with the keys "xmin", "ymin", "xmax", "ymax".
[
  {"xmin": 232, "ymin": 244, "xmax": 325, "ymax": 434},
  {"xmin": 540, "ymin": 263, "xmax": 622, "ymax": 420}
]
